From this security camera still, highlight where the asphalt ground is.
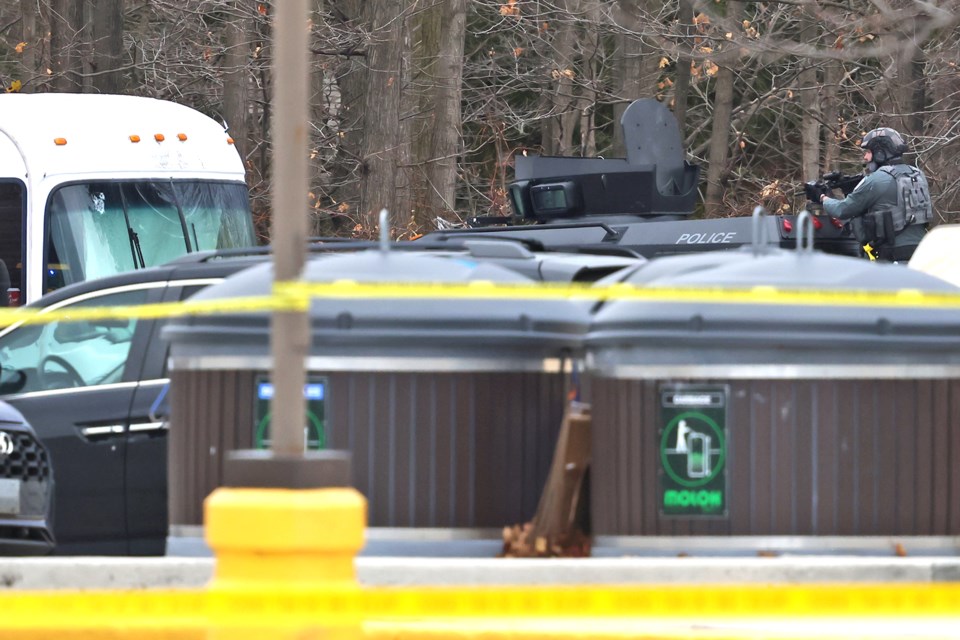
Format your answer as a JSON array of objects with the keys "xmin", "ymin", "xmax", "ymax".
[{"xmin": 1, "ymin": 533, "xmax": 959, "ymax": 590}]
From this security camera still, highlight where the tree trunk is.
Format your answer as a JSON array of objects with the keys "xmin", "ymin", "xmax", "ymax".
[
  {"xmin": 18, "ymin": 0, "xmax": 38, "ymax": 92},
  {"xmin": 576, "ymin": 0, "xmax": 602, "ymax": 156},
  {"xmin": 223, "ymin": 0, "xmax": 251, "ymax": 171},
  {"xmin": 896, "ymin": 37, "xmax": 927, "ymax": 137},
  {"xmin": 703, "ymin": 1, "xmax": 742, "ymax": 217},
  {"xmin": 50, "ymin": 0, "xmax": 84, "ymax": 92},
  {"xmin": 328, "ymin": 0, "xmax": 368, "ymax": 225},
  {"xmin": 92, "ymin": 0, "xmax": 124, "ymax": 94},
  {"xmin": 542, "ymin": 0, "xmax": 579, "ymax": 156},
  {"xmin": 359, "ymin": 0, "xmax": 406, "ymax": 231},
  {"xmin": 672, "ymin": 0, "xmax": 694, "ymax": 140},
  {"xmin": 611, "ymin": 0, "xmax": 661, "ymax": 157},
  {"xmin": 798, "ymin": 20, "xmax": 820, "ymax": 182},
  {"xmin": 408, "ymin": 0, "xmax": 467, "ymax": 231},
  {"xmin": 821, "ymin": 59, "xmax": 842, "ymax": 173}
]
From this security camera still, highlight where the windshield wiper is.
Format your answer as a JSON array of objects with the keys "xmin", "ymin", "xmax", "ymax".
[
  {"xmin": 170, "ymin": 180, "xmax": 192, "ymax": 252},
  {"xmin": 118, "ymin": 187, "xmax": 146, "ymax": 269},
  {"xmin": 129, "ymin": 228, "xmax": 146, "ymax": 269}
]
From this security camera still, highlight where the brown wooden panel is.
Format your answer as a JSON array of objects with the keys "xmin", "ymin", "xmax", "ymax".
[
  {"xmin": 349, "ymin": 374, "xmax": 373, "ymax": 516},
  {"xmin": 813, "ymin": 382, "xmax": 835, "ymax": 535},
  {"xmin": 794, "ymin": 382, "xmax": 814, "ymax": 535},
  {"xmin": 167, "ymin": 370, "xmax": 188, "ymax": 525},
  {"xmin": 500, "ymin": 372, "xmax": 521, "ymax": 524},
  {"xmin": 949, "ymin": 381, "xmax": 960, "ymax": 533},
  {"xmin": 623, "ymin": 379, "xmax": 640, "ymax": 534},
  {"xmin": 454, "ymin": 375, "xmax": 475, "ymax": 527},
  {"xmin": 751, "ymin": 380, "xmax": 773, "ymax": 534},
  {"xmin": 895, "ymin": 381, "xmax": 918, "ymax": 534},
  {"xmin": 931, "ymin": 380, "xmax": 950, "ymax": 534},
  {"xmin": 875, "ymin": 380, "xmax": 898, "ymax": 533},
  {"xmin": 834, "ymin": 381, "xmax": 858, "ymax": 535},
  {"xmin": 432, "ymin": 374, "xmax": 453, "ymax": 526},
  {"xmin": 856, "ymin": 385, "xmax": 876, "ymax": 534},
  {"xmin": 727, "ymin": 383, "xmax": 752, "ymax": 535},
  {"xmin": 772, "ymin": 383, "xmax": 794, "ymax": 533},
  {"xmin": 374, "ymin": 374, "xmax": 394, "ymax": 526},
  {"xmin": 589, "ymin": 379, "xmax": 614, "ymax": 534},
  {"xmin": 588, "ymin": 375, "xmax": 960, "ymax": 537},
  {"xmin": 915, "ymin": 380, "xmax": 934, "ymax": 534},
  {"xmin": 624, "ymin": 379, "xmax": 639, "ymax": 535},
  {"xmin": 412, "ymin": 374, "xmax": 434, "ymax": 526},
  {"xmin": 393, "ymin": 375, "xmax": 414, "ymax": 527},
  {"xmin": 520, "ymin": 374, "xmax": 540, "ymax": 521},
  {"xmin": 195, "ymin": 371, "xmax": 213, "ymax": 525},
  {"xmin": 472, "ymin": 373, "xmax": 495, "ymax": 526},
  {"xmin": 640, "ymin": 381, "xmax": 659, "ymax": 535}
]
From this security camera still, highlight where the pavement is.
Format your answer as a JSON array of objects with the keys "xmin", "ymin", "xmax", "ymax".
[{"xmin": 1, "ymin": 532, "xmax": 959, "ymax": 590}]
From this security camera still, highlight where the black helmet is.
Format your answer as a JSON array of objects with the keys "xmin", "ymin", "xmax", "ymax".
[{"xmin": 860, "ymin": 127, "xmax": 908, "ymax": 164}]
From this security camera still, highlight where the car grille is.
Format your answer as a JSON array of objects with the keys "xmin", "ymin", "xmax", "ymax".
[
  {"xmin": 0, "ymin": 429, "xmax": 52, "ymax": 519},
  {"xmin": 0, "ymin": 430, "xmax": 51, "ymax": 482}
]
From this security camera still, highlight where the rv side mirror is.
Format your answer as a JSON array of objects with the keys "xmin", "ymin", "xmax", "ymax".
[
  {"xmin": 508, "ymin": 180, "xmax": 533, "ymax": 219},
  {"xmin": 529, "ymin": 181, "xmax": 583, "ymax": 219}
]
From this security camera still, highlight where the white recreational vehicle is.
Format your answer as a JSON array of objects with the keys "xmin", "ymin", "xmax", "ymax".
[{"xmin": 0, "ymin": 94, "xmax": 256, "ymax": 305}]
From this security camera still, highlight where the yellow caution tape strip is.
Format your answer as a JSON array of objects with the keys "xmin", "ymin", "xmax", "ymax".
[
  {"xmin": 2, "ymin": 584, "xmax": 960, "ymax": 626},
  {"xmin": 2, "ymin": 280, "xmax": 960, "ymax": 328}
]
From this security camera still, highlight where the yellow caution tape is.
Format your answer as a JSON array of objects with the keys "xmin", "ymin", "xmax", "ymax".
[
  {"xmin": 1, "ymin": 584, "xmax": 960, "ymax": 624},
  {"xmin": 1, "ymin": 280, "xmax": 959, "ymax": 328}
]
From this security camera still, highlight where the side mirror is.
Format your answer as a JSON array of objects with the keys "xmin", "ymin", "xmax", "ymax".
[{"xmin": 0, "ymin": 366, "xmax": 26, "ymax": 395}]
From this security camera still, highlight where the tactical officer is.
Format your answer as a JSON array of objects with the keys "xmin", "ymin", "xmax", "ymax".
[{"xmin": 819, "ymin": 127, "xmax": 932, "ymax": 262}]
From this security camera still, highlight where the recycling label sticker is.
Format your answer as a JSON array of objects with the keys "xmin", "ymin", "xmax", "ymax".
[
  {"xmin": 659, "ymin": 385, "xmax": 728, "ymax": 517},
  {"xmin": 254, "ymin": 375, "xmax": 328, "ymax": 451}
]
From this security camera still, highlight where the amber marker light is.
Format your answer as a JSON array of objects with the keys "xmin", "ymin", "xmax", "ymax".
[
  {"xmin": 177, "ymin": 133, "xmax": 188, "ymax": 141},
  {"xmin": 227, "ymin": 137, "xmax": 235, "ymax": 145},
  {"xmin": 130, "ymin": 135, "xmax": 141, "ymax": 143},
  {"xmin": 53, "ymin": 137, "xmax": 67, "ymax": 146},
  {"xmin": 154, "ymin": 133, "xmax": 165, "ymax": 142}
]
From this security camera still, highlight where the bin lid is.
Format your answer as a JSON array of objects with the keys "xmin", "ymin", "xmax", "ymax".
[
  {"xmin": 587, "ymin": 247, "xmax": 960, "ymax": 379},
  {"xmin": 164, "ymin": 250, "xmax": 590, "ymax": 372}
]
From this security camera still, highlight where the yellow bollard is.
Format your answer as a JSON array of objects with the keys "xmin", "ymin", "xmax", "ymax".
[{"xmin": 204, "ymin": 487, "xmax": 367, "ymax": 640}]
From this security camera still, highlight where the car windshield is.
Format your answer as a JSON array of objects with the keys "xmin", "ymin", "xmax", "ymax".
[{"xmin": 45, "ymin": 180, "xmax": 255, "ymax": 293}]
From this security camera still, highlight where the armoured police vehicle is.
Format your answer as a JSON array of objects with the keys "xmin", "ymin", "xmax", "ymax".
[{"xmin": 423, "ymin": 99, "xmax": 861, "ymax": 258}]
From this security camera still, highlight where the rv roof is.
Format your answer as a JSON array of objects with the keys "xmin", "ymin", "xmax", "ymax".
[{"xmin": 0, "ymin": 94, "xmax": 243, "ymax": 179}]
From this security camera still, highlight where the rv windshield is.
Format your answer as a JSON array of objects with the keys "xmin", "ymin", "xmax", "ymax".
[{"xmin": 45, "ymin": 181, "xmax": 255, "ymax": 292}]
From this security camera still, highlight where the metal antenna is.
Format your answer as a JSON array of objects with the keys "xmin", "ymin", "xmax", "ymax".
[
  {"xmin": 795, "ymin": 210, "xmax": 814, "ymax": 254},
  {"xmin": 751, "ymin": 206, "xmax": 769, "ymax": 256},
  {"xmin": 379, "ymin": 208, "xmax": 390, "ymax": 254}
]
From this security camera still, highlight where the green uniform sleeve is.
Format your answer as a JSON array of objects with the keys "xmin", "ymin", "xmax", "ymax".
[{"xmin": 822, "ymin": 172, "xmax": 885, "ymax": 221}]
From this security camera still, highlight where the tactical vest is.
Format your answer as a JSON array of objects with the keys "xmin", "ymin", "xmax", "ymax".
[{"xmin": 877, "ymin": 164, "xmax": 933, "ymax": 232}]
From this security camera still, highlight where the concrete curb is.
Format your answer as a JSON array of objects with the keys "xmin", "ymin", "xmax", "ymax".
[{"xmin": 2, "ymin": 557, "xmax": 960, "ymax": 590}]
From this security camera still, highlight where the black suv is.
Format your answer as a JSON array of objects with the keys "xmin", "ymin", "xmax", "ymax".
[{"xmin": 0, "ymin": 241, "xmax": 638, "ymax": 555}]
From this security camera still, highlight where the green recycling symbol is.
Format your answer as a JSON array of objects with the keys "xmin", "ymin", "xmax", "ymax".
[
  {"xmin": 255, "ymin": 410, "xmax": 326, "ymax": 450},
  {"xmin": 660, "ymin": 411, "xmax": 725, "ymax": 488}
]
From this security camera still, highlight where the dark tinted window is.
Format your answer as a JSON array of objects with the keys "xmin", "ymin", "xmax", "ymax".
[{"xmin": 0, "ymin": 182, "xmax": 24, "ymax": 305}]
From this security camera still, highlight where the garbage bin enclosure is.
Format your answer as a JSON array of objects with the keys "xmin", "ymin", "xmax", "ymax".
[
  {"xmin": 586, "ymin": 249, "xmax": 960, "ymax": 536},
  {"xmin": 589, "ymin": 377, "xmax": 960, "ymax": 536},
  {"xmin": 164, "ymin": 251, "xmax": 589, "ymax": 529}
]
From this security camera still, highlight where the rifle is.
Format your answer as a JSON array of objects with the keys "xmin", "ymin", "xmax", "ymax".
[
  {"xmin": 803, "ymin": 171, "xmax": 890, "ymax": 260},
  {"xmin": 803, "ymin": 171, "xmax": 863, "ymax": 204}
]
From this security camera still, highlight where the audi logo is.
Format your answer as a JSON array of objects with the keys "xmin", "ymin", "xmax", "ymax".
[{"xmin": 0, "ymin": 432, "xmax": 14, "ymax": 457}]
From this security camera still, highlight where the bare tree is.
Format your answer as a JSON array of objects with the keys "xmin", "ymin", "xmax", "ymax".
[
  {"xmin": 408, "ymin": 0, "xmax": 467, "ymax": 230},
  {"xmin": 358, "ymin": 1, "xmax": 407, "ymax": 227},
  {"xmin": 10, "ymin": 0, "xmax": 958, "ymax": 229},
  {"xmin": 611, "ymin": 0, "xmax": 663, "ymax": 157},
  {"xmin": 222, "ymin": 0, "xmax": 251, "ymax": 180},
  {"xmin": 50, "ymin": 0, "xmax": 84, "ymax": 92},
  {"xmin": 91, "ymin": 0, "xmax": 124, "ymax": 93},
  {"xmin": 703, "ymin": 2, "xmax": 741, "ymax": 217},
  {"xmin": 798, "ymin": 17, "xmax": 820, "ymax": 182}
]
